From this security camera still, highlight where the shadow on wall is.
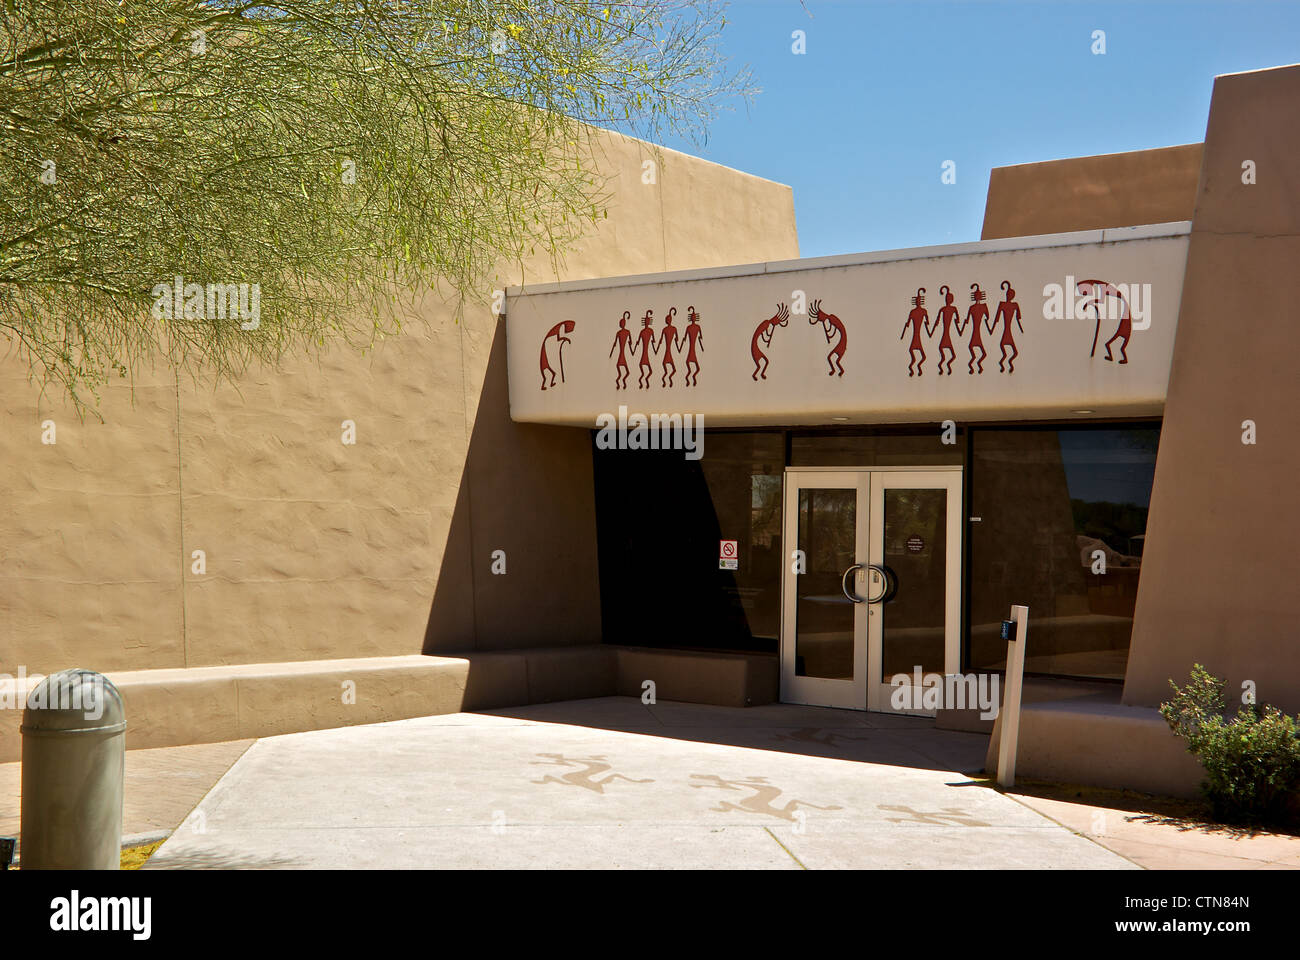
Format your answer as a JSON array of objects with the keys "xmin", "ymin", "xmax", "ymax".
[{"xmin": 422, "ymin": 315, "xmax": 603, "ymax": 655}]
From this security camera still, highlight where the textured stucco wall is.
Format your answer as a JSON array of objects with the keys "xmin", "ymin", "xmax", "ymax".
[
  {"xmin": 1, "ymin": 130, "xmax": 799, "ymax": 673},
  {"xmin": 981, "ymin": 143, "xmax": 1203, "ymax": 240},
  {"xmin": 1123, "ymin": 65, "xmax": 1300, "ymax": 712}
]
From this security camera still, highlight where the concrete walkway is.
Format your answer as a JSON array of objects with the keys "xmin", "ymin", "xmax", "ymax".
[
  {"xmin": 0, "ymin": 739, "xmax": 253, "ymax": 849},
  {"xmin": 145, "ymin": 697, "xmax": 1137, "ymax": 869}
]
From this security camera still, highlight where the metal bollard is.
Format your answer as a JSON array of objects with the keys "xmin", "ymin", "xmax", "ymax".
[{"xmin": 20, "ymin": 669, "xmax": 126, "ymax": 869}]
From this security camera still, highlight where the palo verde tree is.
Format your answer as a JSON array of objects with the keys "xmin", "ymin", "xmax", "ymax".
[{"xmin": 0, "ymin": 0, "xmax": 750, "ymax": 409}]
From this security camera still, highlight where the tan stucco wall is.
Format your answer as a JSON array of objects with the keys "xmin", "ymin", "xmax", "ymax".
[
  {"xmin": 981, "ymin": 143, "xmax": 1203, "ymax": 240},
  {"xmin": 1, "ymin": 130, "xmax": 798, "ymax": 674},
  {"xmin": 1123, "ymin": 64, "xmax": 1300, "ymax": 712}
]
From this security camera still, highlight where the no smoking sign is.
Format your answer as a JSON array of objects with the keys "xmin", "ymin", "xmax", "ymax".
[{"xmin": 719, "ymin": 539, "xmax": 739, "ymax": 571}]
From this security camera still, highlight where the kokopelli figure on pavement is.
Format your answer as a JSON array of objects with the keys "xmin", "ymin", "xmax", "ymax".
[
  {"xmin": 929, "ymin": 285, "xmax": 959, "ymax": 376},
  {"xmin": 900, "ymin": 288, "xmax": 929, "ymax": 376},
  {"xmin": 809, "ymin": 299, "xmax": 847, "ymax": 377},
  {"xmin": 957, "ymin": 283, "xmax": 989, "ymax": 374},
  {"xmin": 532, "ymin": 754, "xmax": 653, "ymax": 795},
  {"xmin": 751, "ymin": 302, "xmax": 790, "ymax": 381},
  {"xmin": 991, "ymin": 280, "xmax": 1025, "ymax": 373},
  {"xmin": 690, "ymin": 774, "xmax": 843, "ymax": 822}
]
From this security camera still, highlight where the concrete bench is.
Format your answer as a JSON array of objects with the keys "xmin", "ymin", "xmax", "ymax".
[
  {"xmin": 1, "ymin": 644, "xmax": 777, "ymax": 760},
  {"xmin": 986, "ymin": 693, "xmax": 1205, "ymax": 798}
]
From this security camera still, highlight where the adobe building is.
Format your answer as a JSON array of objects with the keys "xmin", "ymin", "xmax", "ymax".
[{"xmin": 3, "ymin": 64, "xmax": 1298, "ymax": 799}]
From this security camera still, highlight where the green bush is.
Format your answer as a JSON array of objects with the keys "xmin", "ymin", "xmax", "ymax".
[{"xmin": 1160, "ymin": 664, "xmax": 1300, "ymax": 827}]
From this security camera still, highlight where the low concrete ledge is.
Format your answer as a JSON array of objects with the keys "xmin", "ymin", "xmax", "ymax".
[
  {"xmin": 939, "ymin": 676, "xmax": 1124, "ymax": 734},
  {"xmin": 456, "ymin": 644, "xmax": 778, "ymax": 709},
  {"xmin": 458, "ymin": 645, "xmax": 618, "ymax": 710},
  {"xmin": 0, "ymin": 644, "xmax": 780, "ymax": 760},
  {"xmin": 0, "ymin": 655, "xmax": 471, "ymax": 762},
  {"xmin": 611, "ymin": 647, "xmax": 779, "ymax": 708},
  {"xmin": 457, "ymin": 644, "xmax": 779, "ymax": 709},
  {"xmin": 986, "ymin": 694, "xmax": 1205, "ymax": 799}
]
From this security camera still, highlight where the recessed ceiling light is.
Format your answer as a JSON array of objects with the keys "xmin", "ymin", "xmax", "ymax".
[
  {"xmin": 1072, "ymin": 409, "xmax": 1095, "ymax": 415},
  {"xmin": 831, "ymin": 416, "xmax": 849, "ymax": 422}
]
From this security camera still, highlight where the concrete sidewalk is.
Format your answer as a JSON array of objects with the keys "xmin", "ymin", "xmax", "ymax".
[
  {"xmin": 0, "ymin": 739, "xmax": 253, "ymax": 849},
  {"xmin": 146, "ymin": 697, "xmax": 1135, "ymax": 869}
]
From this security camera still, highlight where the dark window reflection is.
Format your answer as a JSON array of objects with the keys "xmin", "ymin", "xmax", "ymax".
[
  {"xmin": 791, "ymin": 430, "xmax": 963, "ymax": 466},
  {"xmin": 593, "ymin": 432, "xmax": 783, "ymax": 653},
  {"xmin": 794, "ymin": 488, "xmax": 856, "ymax": 678},
  {"xmin": 881, "ymin": 488, "xmax": 947, "ymax": 678},
  {"xmin": 967, "ymin": 426, "xmax": 1159, "ymax": 680}
]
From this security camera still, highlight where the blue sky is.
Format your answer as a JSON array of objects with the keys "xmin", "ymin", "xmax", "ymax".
[{"xmin": 657, "ymin": 0, "xmax": 1300, "ymax": 258}]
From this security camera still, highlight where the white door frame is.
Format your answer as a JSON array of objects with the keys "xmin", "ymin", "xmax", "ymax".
[
  {"xmin": 779, "ymin": 471, "xmax": 868, "ymax": 709},
  {"xmin": 866, "ymin": 470, "xmax": 963, "ymax": 713},
  {"xmin": 780, "ymin": 466, "xmax": 962, "ymax": 713}
]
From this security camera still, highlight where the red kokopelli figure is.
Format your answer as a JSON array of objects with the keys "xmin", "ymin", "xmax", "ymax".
[
  {"xmin": 1075, "ymin": 279, "xmax": 1131, "ymax": 363},
  {"xmin": 609, "ymin": 311, "xmax": 633, "ymax": 390},
  {"xmin": 683, "ymin": 305, "xmax": 704, "ymax": 386},
  {"xmin": 635, "ymin": 309, "xmax": 658, "ymax": 389},
  {"xmin": 957, "ymin": 283, "xmax": 989, "ymax": 374},
  {"xmin": 990, "ymin": 280, "xmax": 1024, "ymax": 373},
  {"xmin": 659, "ymin": 307, "xmax": 681, "ymax": 387},
  {"xmin": 751, "ymin": 302, "xmax": 790, "ymax": 381},
  {"xmin": 539, "ymin": 319, "xmax": 574, "ymax": 391},
  {"xmin": 929, "ymin": 285, "xmax": 959, "ymax": 375},
  {"xmin": 808, "ymin": 299, "xmax": 847, "ymax": 377},
  {"xmin": 900, "ymin": 288, "xmax": 928, "ymax": 376}
]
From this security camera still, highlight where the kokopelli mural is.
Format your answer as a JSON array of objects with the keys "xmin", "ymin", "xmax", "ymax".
[
  {"xmin": 613, "ymin": 305, "xmax": 705, "ymax": 388},
  {"xmin": 930, "ymin": 285, "xmax": 959, "ymax": 376},
  {"xmin": 750, "ymin": 302, "xmax": 790, "ymax": 381},
  {"xmin": 682, "ymin": 305, "xmax": 704, "ymax": 386},
  {"xmin": 904, "ymin": 281, "xmax": 1022, "ymax": 377},
  {"xmin": 808, "ymin": 299, "xmax": 848, "ymax": 377},
  {"xmin": 539, "ymin": 320, "xmax": 575, "ymax": 391},
  {"xmin": 900, "ymin": 287, "xmax": 928, "ymax": 376},
  {"xmin": 659, "ymin": 307, "xmax": 681, "ymax": 387},
  {"xmin": 959, "ymin": 283, "xmax": 989, "ymax": 374},
  {"xmin": 609, "ymin": 310, "xmax": 633, "ymax": 390},
  {"xmin": 991, "ymin": 280, "xmax": 1024, "ymax": 373},
  {"xmin": 634, "ymin": 309, "xmax": 658, "ymax": 389},
  {"xmin": 1076, "ymin": 278, "xmax": 1131, "ymax": 363}
]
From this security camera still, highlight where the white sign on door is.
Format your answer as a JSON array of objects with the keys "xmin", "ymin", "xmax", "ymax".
[{"xmin": 719, "ymin": 539, "xmax": 738, "ymax": 570}]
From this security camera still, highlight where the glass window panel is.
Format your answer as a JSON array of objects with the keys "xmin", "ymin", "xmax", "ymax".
[
  {"xmin": 880, "ymin": 488, "xmax": 947, "ymax": 680},
  {"xmin": 967, "ymin": 426, "xmax": 1159, "ymax": 680},
  {"xmin": 791, "ymin": 431, "xmax": 963, "ymax": 467},
  {"xmin": 794, "ymin": 488, "xmax": 856, "ymax": 679}
]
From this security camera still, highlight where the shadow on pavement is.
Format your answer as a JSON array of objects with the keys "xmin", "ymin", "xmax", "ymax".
[{"xmin": 480, "ymin": 696, "xmax": 990, "ymax": 776}]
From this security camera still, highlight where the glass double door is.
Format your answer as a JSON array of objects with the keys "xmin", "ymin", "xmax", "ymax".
[{"xmin": 780, "ymin": 468, "xmax": 962, "ymax": 713}]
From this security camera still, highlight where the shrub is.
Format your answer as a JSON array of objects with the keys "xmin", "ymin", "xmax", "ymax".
[{"xmin": 1160, "ymin": 664, "xmax": 1300, "ymax": 827}]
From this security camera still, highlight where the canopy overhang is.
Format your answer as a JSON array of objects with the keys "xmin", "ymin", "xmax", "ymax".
[{"xmin": 506, "ymin": 223, "xmax": 1190, "ymax": 428}]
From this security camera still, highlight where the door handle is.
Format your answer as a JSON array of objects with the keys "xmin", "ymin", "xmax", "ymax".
[
  {"xmin": 865, "ymin": 564, "xmax": 897, "ymax": 603},
  {"xmin": 841, "ymin": 563, "xmax": 865, "ymax": 603}
]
